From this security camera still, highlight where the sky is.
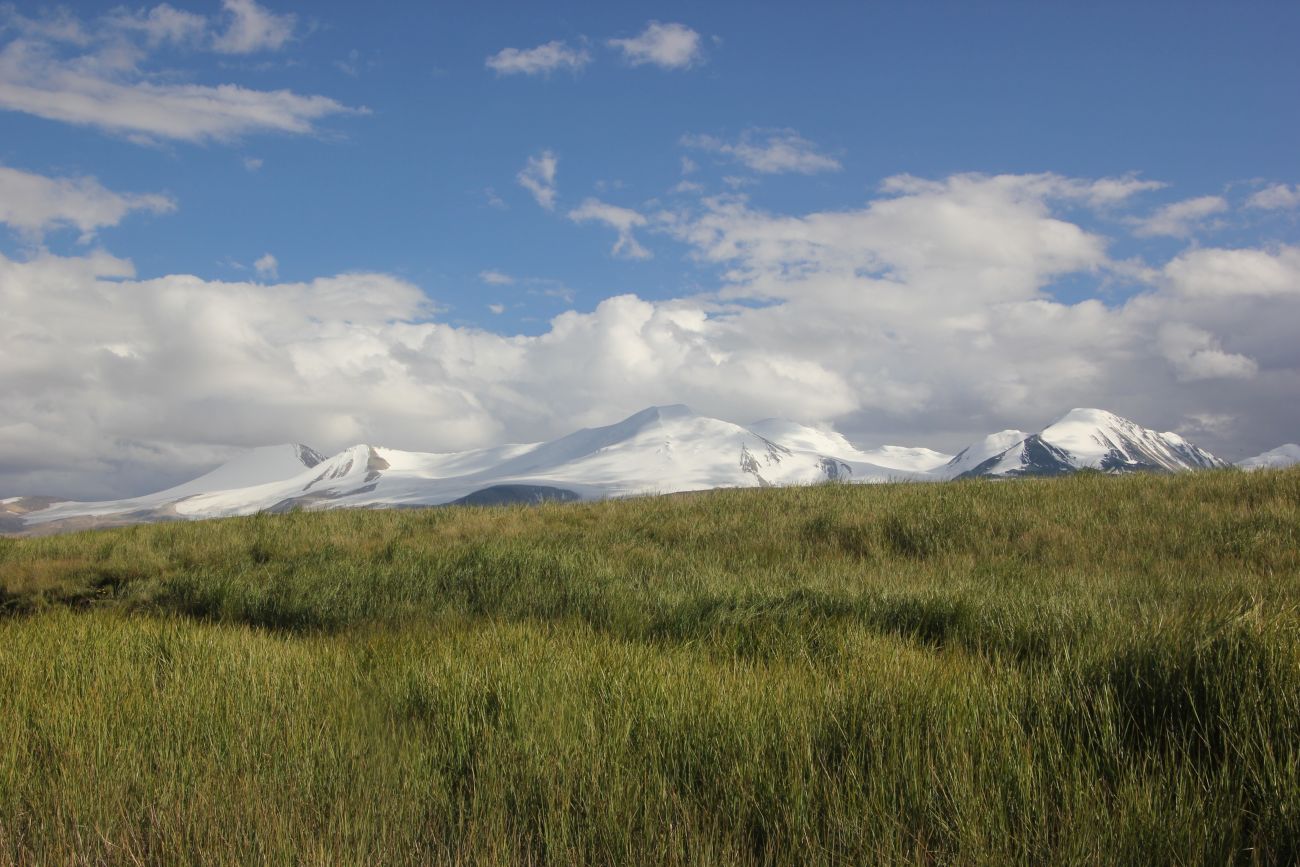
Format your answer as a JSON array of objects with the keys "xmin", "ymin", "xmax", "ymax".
[{"xmin": 1, "ymin": 0, "xmax": 1298, "ymax": 498}]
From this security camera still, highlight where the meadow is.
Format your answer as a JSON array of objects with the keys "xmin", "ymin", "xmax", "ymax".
[{"xmin": 1, "ymin": 468, "xmax": 1298, "ymax": 865}]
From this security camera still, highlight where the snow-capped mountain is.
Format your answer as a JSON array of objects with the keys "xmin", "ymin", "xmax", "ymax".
[
  {"xmin": 3, "ymin": 405, "xmax": 1265, "ymax": 536},
  {"xmin": 10, "ymin": 406, "xmax": 928, "ymax": 535},
  {"xmin": 746, "ymin": 418, "xmax": 952, "ymax": 473},
  {"xmin": 952, "ymin": 408, "xmax": 1227, "ymax": 479},
  {"xmin": 939, "ymin": 430, "xmax": 1030, "ymax": 478},
  {"xmin": 1237, "ymin": 444, "xmax": 1300, "ymax": 471},
  {"xmin": 151, "ymin": 444, "xmax": 325, "ymax": 499}
]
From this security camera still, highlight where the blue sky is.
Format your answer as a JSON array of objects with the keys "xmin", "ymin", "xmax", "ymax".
[{"xmin": 1, "ymin": 1, "xmax": 1298, "ymax": 496}]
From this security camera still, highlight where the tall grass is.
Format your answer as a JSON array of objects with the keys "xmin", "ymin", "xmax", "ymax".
[{"xmin": 1, "ymin": 469, "xmax": 1298, "ymax": 864}]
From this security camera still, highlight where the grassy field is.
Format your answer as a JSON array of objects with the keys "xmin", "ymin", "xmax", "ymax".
[{"xmin": 1, "ymin": 468, "xmax": 1298, "ymax": 865}]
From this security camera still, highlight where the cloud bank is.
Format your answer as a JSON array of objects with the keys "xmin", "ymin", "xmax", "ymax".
[{"xmin": 2, "ymin": 169, "xmax": 1298, "ymax": 498}]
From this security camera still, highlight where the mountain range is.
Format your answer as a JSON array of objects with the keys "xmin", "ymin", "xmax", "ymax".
[{"xmin": 3, "ymin": 405, "xmax": 1295, "ymax": 535}]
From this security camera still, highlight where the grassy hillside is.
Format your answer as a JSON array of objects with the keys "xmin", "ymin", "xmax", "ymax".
[{"xmin": 1, "ymin": 469, "xmax": 1299, "ymax": 865}]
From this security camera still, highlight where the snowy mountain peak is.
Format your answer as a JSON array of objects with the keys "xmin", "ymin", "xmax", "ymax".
[
  {"xmin": 295, "ymin": 444, "xmax": 326, "ymax": 468},
  {"xmin": 942, "ymin": 430, "xmax": 1029, "ymax": 479},
  {"xmin": 155, "ymin": 443, "xmax": 326, "ymax": 499},
  {"xmin": 480, "ymin": 406, "xmax": 705, "ymax": 480},
  {"xmin": 747, "ymin": 418, "xmax": 952, "ymax": 472},
  {"xmin": 620, "ymin": 404, "xmax": 697, "ymax": 427},
  {"xmin": 1238, "ymin": 444, "xmax": 1300, "ymax": 471},
  {"xmin": 1043, "ymin": 409, "xmax": 1224, "ymax": 473},
  {"xmin": 1041, "ymin": 408, "xmax": 1148, "ymax": 456},
  {"xmin": 1053, "ymin": 407, "xmax": 1126, "ymax": 426},
  {"xmin": 747, "ymin": 418, "xmax": 857, "ymax": 456},
  {"xmin": 957, "ymin": 409, "xmax": 1225, "ymax": 478},
  {"xmin": 647, "ymin": 403, "xmax": 695, "ymax": 418}
]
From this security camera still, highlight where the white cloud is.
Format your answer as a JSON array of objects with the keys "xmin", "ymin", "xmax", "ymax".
[
  {"xmin": 0, "ymin": 164, "xmax": 174, "ymax": 239},
  {"xmin": 1075, "ymin": 175, "xmax": 1167, "ymax": 207},
  {"xmin": 527, "ymin": 281, "xmax": 576, "ymax": 304},
  {"xmin": 106, "ymin": 4, "xmax": 208, "ymax": 46},
  {"xmin": 0, "ymin": 249, "xmax": 844, "ymax": 496},
  {"xmin": 1246, "ymin": 184, "xmax": 1300, "ymax": 211},
  {"xmin": 479, "ymin": 269, "xmax": 515, "ymax": 285},
  {"xmin": 486, "ymin": 40, "xmax": 591, "ymax": 76},
  {"xmin": 4, "ymin": 171, "xmax": 1299, "ymax": 497},
  {"xmin": 1162, "ymin": 246, "xmax": 1300, "ymax": 298},
  {"xmin": 0, "ymin": 7, "xmax": 93, "ymax": 45},
  {"xmin": 243, "ymin": 156, "xmax": 263, "ymax": 171},
  {"xmin": 1157, "ymin": 323, "xmax": 1258, "ymax": 382},
  {"xmin": 12, "ymin": 1, "xmax": 290, "ymax": 54},
  {"xmin": 1132, "ymin": 195, "xmax": 1228, "ymax": 238},
  {"xmin": 517, "ymin": 150, "xmax": 558, "ymax": 210},
  {"xmin": 654, "ymin": 173, "xmax": 1299, "ymax": 449},
  {"xmin": 608, "ymin": 22, "xmax": 702, "ymax": 69},
  {"xmin": 334, "ymin": 48, "xmax": 362, "ymax": 77},
  {"xmin": 682, "ymin": 129, "xmax": 841, "ymax": 175},
  {"xmin": 568, "ymin": 198, "xmax": 651, "ymax": 259},
  {"xmin": 877, "ymin": 172, "xmax": 1165, "ymax": 209},
  {"xmin": 0, "ymin": 64, "xmax": 357, "ymax": 143},
  {"xmin": 0, "ymin": 7, "xmax": 356, "ymax": 144},
  {"xmin": 488, "ymin": 303, "xmax": 506, "ymax": 314},
  {"xmin": 668, "ymin": 173, "xmax": 1115, "ymax": 301},
  {"xmin": 253, "ymin": 252, "xmax": 278, "ymax": 278},
  {"xmin": 212, "ymin": 0, "xmax": 295, "ymax": 54}
]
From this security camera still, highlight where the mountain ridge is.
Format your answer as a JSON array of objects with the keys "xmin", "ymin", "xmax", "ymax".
[{"xmin": 5, "ymin": 405, "xmax": 1292, "ymax": 536}]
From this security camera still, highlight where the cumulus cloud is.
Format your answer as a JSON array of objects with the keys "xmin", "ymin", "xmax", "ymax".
[
  {"xmin": 486, "ymin": 40, "xmax": 591, "ymax": 76},
  {"xmin": 655, "ymin": 173, "xmax": 1298, "ymax": 448},
  {"xmin": 212, "ymin": 0, "xmax": 295, "ymax": 54},
  {"xmin": 608, "ymin": 22, "xmax": 702, "ymax": 69},
  {"xmin": 0, "ymin": 4, "xmax": 355, "ymax": 144},
  {"xmin": 0, "ymin": 164, "xmax": 175, "ymax": 239},
  {"xmin": 1247, "ymin": 184, "xmax": 1300, "ymax": 211},
  {"xmin": 669, "ymin": 173, "xmax": 1117, "ymax": 301},
  {"xmin": 1157, "ymin": 323, "xmax": 1258, "ymax": 382},
  {"xmin": 1162, "ymin": 246, "xmax": 1300, "ymax": 298},
  {"xmin": 682, "ymin": 129, "xmax": 841, "ymax": 175},
  {"xmin": 517, "ymin": 150, "xmax": 558, "ymax": 210},
  {"xmin": 0, "ymin": 252, "xmax": 833, "ymax": 497},
  {"xmin": 3, "ymin": 171, "xmax": 1299, "ymax": 497},
  {"xmin": 568, "ymin": 198, "xmax": 651, "ymax": 259},
  {"xmin": 1132, "ymin": 195, "xmax": 1228, "ymax": 238}
]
